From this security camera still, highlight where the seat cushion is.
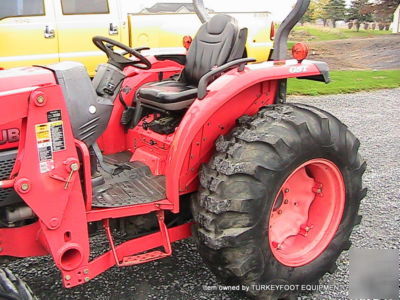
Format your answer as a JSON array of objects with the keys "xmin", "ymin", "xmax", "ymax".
[{"xmin": 138, "ymin": 80, "xmax": 198, "ymax": 104}]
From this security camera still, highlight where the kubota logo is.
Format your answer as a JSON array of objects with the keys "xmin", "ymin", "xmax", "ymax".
[{"xmin": 0, "ymin": 128, "xmax": 20, "ymax": 145}]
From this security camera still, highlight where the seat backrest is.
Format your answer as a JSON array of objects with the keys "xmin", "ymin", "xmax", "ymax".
[{"xmin": 182, "ymin": 14, "xmax": 247, "ymax": 85}]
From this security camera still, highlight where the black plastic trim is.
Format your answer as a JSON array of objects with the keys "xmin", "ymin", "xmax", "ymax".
[
  {"xmin": 92, "ymin": 36, "xmax": 151, "ymax": 70},
  {"xmin": 297, "ymin": 61, "xmax": 330, "ymax": 83},
  {"xmin": 155, "ymin": 54, "xmax": 187, "ymax": 65},
  {"xmin": 198, "ymin": 58, "xmax": 256, "ymax": 100},
  {"xmin": 133, "ymin": 47, "xmax": 150, "ymax": 53}
]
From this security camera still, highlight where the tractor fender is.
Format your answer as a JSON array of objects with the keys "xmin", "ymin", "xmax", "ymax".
[
  {"xmin": 166, "ymin": 59, "xmax": 329, "ymax": 211},
  {"xmin": 247, "ymin": 59, "xmax": 330, "ymax": 83}
]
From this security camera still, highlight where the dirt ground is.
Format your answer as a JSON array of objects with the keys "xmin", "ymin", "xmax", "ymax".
[{"xmin": 296, "ymin": 34, "xmax": 400, "ymax": 70}]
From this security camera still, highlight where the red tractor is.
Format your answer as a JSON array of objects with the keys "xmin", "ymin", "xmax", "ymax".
[{"xmin": 0, "ymin": 0, "xmax": 366, "ymax": 299}]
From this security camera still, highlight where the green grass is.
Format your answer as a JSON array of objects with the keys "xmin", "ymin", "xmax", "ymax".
[
  {"xmin": 290, "ymin": 25, "xmax": 392, "ymax": 43},
  {"xmin": 288, "ymin": 70, "xmax": 400, "ymax": 96},
  {"xmin": 287, "ymin": 41, "xmax": 296, "ymax": 49}
]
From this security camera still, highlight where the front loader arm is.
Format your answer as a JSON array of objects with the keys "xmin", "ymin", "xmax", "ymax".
[{"xmin": 0, "ymin": 84, "xmax": 90, "ymax": 286}]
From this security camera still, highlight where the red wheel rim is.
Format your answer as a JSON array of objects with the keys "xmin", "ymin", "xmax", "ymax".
[{"xmin": 268, "ymin": 159, "xmax": 345, "ymax": 267}]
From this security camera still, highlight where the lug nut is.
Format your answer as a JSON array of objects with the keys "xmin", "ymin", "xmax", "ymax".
[
  {"xmin": 278, "ymin": 210, "xmax": 282, "ymax": 215},
  {"xmin": 84, "ymin": 277, "xmax": 90, "ymax": 282},
  {"xmin": 313, "ymin": 188, "xmax": 322, "ymax": 194},
  {"xmin": 284, "ymin": 199, "xmax": 289, "ymax": 204},
  {"xmin": 83, "ymin": 269, "xmax": 89, "ymax": 275},
  {"xmin": 65, "ymin": 275, "xmax": 71, "ymax": 281},
  {"xmin": 284, "ymin": 188, "xmax": 289, "ymax": 193}
]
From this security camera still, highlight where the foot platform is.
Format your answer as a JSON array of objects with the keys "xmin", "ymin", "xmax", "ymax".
[{"xmin": 92, "ymin": 161, "xmax": 166, "ymax": 208}]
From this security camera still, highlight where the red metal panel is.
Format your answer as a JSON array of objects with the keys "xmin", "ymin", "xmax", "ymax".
[
  {"xmin": 86, "ymin": 200, "xmax": 173, "ymax": 222},
  {"xmin": 0, "ymin": 121, "xmax": 21, "ymax": 151},
  {"xmin": 98, "ymin": 59, "xmax": 182, "ymax": 155},
  {"xmin": 0, "ymin": 91, "xmax": 30, "ymax": 126},
  {"xmin": 127, "ymin": 115, "xmax": 174, "ymax": 175},
  {"xmin": 0, "ymin": 222, "xmax": 48, "ymax": 257},
  {"xmin": 0, "ymin": 67, "xmax": 55, "ymax": 151},
  {"xmin": 75, "ymin": 140, "xmax": 93, "ymax": 211},
  {"xmin": 0, "ymin": 67, "xmax": 55, "ymax": 93}
]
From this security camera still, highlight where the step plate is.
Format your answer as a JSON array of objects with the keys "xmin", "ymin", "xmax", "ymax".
[
  {"xmin": 121, "ymin": 250, "xmax": 169, "ymax": 266},
  {"xmin": 92, "ymin": 162, "xmax": 166, "ymax": 208}
]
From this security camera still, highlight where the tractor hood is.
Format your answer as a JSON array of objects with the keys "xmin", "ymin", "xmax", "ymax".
[
  {"xmin": 0, "ymin": 67, "xmax": 56, "ymax": 151},
  {"xmin": 0, "ymin": 67, "xmax": 56, "ymax": 94}
]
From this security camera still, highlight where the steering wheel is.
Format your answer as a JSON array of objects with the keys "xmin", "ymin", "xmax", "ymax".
[{"xmin": 93, "ymin": 36, "xmax": 151, "ymax": 70}]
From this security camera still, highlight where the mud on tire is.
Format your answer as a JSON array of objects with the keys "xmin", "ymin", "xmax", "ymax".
[
  {"xmin": 0, "ymin": 268, "xmax": 36, "ymax": 300},
  {"xmin": 191, "ymin": 104, "xmax": 367, "ymax": 298}
]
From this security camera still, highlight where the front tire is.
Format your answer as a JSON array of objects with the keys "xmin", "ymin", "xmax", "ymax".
[
  {"xmin": 191, "ymin": 104, "xmax": 366, "ymax": 298},
  {"xmin": 0, "ymin": 268, "xmax": 36, "ymax": 300}
]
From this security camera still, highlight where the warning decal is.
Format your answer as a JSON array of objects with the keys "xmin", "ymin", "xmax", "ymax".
[
  {"xmin": 35, "ymin": 120, "xmax": 66, "ymax": 173},
  {"xmin": 35, "ymin": 123, "xmax": 54, "ymax": 173},
  {"xmin": 47, "ymin": 110, "xmax": 62, "ymax": 122},
  {"xmin": 50, "ymin": 121, "xmax": 66, "ymax": 152}
]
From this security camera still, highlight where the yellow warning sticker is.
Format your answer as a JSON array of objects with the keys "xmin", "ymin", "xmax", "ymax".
[{"xmin": 35, "ymin": 124, "xmax": 51, "ymax": 140}]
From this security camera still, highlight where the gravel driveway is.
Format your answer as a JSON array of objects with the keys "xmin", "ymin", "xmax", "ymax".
[{"xmin": 7, "ymin": 89, "xmax": 400, "ymax": 300}]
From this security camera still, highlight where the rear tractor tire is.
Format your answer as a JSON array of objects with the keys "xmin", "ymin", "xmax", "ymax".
[
  {"xmin": 0, "ymin": 268, "xmax": 36, "ymax": 300},
  {"xmin": 191, "ymin": 104, "xmax": 366, "ymax": 299}
]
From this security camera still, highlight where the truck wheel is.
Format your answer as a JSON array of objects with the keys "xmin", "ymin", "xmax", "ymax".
[
  {"xmin": 191, "ymin": 104, "xmax": 366, "ymax": 299},
  {"xmin": 0, "ymin": 268, "xmax": 36, "ymax": 300}
]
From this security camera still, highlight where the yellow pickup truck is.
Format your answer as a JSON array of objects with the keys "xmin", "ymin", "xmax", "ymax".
[{"xmin": 0, "ymin": 0, "xmax": 274, "ymax": 76}]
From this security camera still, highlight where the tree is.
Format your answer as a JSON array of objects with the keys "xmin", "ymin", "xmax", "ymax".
[
  {"xmin": 313, "ymin": 0, "xmax": 330, "ymax": 26},
  {"xmin": 300, "ymin": 0, "xmax": 317, "ymax": 24},
  {"xmin": 347, "ymin": 0, "xmax": 373, "ymax": 30},
  {"xmin": 326, "ymin": 0, "xmax": 347, "ymax": 27},
  {"xmin": 365, "ymin": 0, "xmax": 400, "ymax": 23}
]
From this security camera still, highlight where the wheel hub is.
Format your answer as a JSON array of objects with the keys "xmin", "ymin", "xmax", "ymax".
[{"xmin": 268, "ymin": 159, "xmax": 345, "ymax": 267}]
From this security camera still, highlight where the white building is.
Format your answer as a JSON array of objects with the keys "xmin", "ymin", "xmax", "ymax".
[{"xmin": 393, "ymin": 4, "xmax": 400, "ymax": 33}]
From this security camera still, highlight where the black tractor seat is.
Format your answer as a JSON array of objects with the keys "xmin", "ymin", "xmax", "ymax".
[
  {"xmin": 138, "ymin": 81, "xmax": 198, "ymax": 110},
  {"xmin": 136, "ymin": 14, "xmax": 247, "ymax": 111}
]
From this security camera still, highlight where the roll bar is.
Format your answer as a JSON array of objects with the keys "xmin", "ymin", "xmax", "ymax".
[
  {"xmin": 193, "ymin": 0, "xmax": 209, "ymax": 23},
  {"xmin": 272, "ymin": 0, "xmax": 310, "ymax": 60},
  {"xmin": 191, "ymin": 0, "xmax": 311, "ymax": 105},
  {"xmin": 192, "ymin": 0, "xmax": 310, "ymax": 60}
]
